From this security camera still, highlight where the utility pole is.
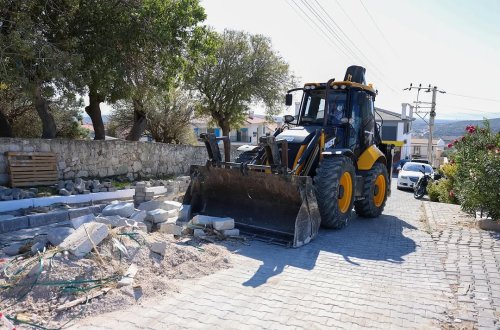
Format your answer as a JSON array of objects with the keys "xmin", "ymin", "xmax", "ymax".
[{"xmin": 403, "ymin": 84, "xmax": 446, "ymax": 165}]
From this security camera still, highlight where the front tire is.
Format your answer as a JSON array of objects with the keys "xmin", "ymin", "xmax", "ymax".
[
  {"xmin": 314, "ymin": 156, "xmax": 355, "ymax": 229},
  {"xmin": 414, "ymin": 185, "xmax": 425, "ymax": 199},
  {"xmin": 354, "ymin": 162, "xmax": 389, "ymax": 218}
]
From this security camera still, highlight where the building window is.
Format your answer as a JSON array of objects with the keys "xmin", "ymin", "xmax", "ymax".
[
  {"xmin": 414, "ymin": 146, "xmax": 421, "ymax": 155},
  {"xmin": 404, "ymin": 122, "xmax": 410, "ymax": 134}
]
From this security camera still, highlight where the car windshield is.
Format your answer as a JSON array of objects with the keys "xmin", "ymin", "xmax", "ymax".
[
  {"xmin": 300, "ymin": 89, "xmax": 347, "ymax": 126},
  {"xmin": 402, "ymin": 163, "xmax": 432, "ymax": 173}
]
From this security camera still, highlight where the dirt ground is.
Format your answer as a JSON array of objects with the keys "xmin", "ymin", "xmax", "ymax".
[{"xmin": 0, "ymin": 231, "xmax": 232, "ymax": 329}]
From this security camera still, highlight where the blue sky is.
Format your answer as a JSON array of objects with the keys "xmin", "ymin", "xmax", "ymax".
[{"xmin": 199, "ymin": 0, "xmax": 500, "ymax": 120}]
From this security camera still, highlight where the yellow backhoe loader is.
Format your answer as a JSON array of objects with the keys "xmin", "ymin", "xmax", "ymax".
[{"xmin": 183, "ymin": 65, "xmax": 394, "ymax": 247}]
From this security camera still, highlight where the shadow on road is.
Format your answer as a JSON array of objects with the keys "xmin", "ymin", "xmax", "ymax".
[{"xmin": 234, "ymin": 214, "xmax": 417, "ymax": 288}]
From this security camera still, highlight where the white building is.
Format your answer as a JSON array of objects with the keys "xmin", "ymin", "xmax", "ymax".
[
  {"xmin": 191, "ymin": 112, "xmax": 277, "ymax": 145},
  {"xmin": 374, "ymin": 107, "xmax": 414, "ymax": 164}
]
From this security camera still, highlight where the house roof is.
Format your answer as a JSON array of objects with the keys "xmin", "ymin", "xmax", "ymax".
[{"xmin": 374, "ymin": 107, "xmax": 413, "ymax": 122}]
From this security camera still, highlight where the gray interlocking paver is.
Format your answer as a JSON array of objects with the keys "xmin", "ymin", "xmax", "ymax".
[{"xmin": 71, "ymin": 183, "xmax": 465, "ymax": 329}]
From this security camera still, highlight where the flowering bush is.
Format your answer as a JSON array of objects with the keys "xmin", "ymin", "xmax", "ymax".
[{"xmin": 451, "ymin": 121, "xmax": 500, "ymax": 220}]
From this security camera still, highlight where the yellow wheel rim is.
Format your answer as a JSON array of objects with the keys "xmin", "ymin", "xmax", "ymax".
[
  {"xmin": 374, "ymin": 174, "xmax": 386, "ymax": 207},
  {"xmin": 338, "ymin": 172, "xmax": 353, "ymax": 213}
]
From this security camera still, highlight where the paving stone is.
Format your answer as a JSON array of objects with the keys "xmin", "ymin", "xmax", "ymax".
[
  {"xmin": 213, "ymin": 218, "xmax": 235, "ymax": 231},
  {"xmin": 138, "ymin": 200, "xmax": 182, "ymax": 212},
  {"xmin": 2, "ymin": 242, "xmax": 24, "ymax": 256},
  {"xmin": 178, "ymin": 204, "xmax": 191, "ymax": 222},
  {"xmin": 146, "ymin": 209, "xmax": 177, "ymax": 223},
  {"xmin": 130, "ymin": 210, "xmax": 147, "ymax": 222},
  {"xmin": 102, "ymin": 202, "xmax": 135, "ymax": 218}
]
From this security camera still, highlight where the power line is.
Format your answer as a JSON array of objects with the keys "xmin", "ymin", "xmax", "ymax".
[
  {"xmin": 358, "ymin": 0, "xmax": 397, "ymax": 56},
  {"xmin": 312, "ymin": 0, "xmax": 394, "ymax": 84},
  {"xmin": 295, "ymin": 0, "xmax": 400, "ymax": 94},
  {"xmin": 439, "ymin": 104, "xmax": 500, "ymax": 114},
  {"xmin": 445, "ymin": 92, "xmax": 500, "ymax": 103},
  {"xmin": 288, "ymin": 0, "xmax": 352, "ymax": 60}
]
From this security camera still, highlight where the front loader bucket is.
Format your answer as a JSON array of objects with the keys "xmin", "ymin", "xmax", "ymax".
[{"xmin": 183, "ymin": 165, "xmax": 321, "ymax": 247}]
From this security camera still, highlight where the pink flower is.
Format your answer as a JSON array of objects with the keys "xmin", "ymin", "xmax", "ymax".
[
  {"xmin": 447, "ymin": 143, "xmax": 453, "ymax": 148},
  {"xmin": 449, "ymin": 190, "xmax": 455, "ymax": 198}
]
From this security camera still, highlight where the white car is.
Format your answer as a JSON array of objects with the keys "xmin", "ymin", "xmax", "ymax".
[{"xmin": 397, "ymin": 162, "xmax": 434, "ymax": 190}]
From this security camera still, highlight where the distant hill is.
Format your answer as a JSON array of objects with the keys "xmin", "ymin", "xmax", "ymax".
[
  {"xmin": 411, "ymin": 118, "xmax": 500, "ymax": 139},
  {"xmin": 82, "ymin": 114, "xmax": 110, "ymax": 124}
]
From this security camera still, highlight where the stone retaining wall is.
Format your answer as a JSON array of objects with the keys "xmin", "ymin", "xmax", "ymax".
[{"xmin": 0, "ymin": 138, "xmax": 242, "ymax": 185}]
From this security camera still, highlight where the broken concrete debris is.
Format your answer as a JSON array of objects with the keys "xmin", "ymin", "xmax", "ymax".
[
  {"xmin": 59, "ymin": 222, "xmax": 109, "ymax": 258},
  {"xmin": 117, "ymin": 263, "xmax": 139, "ymax": 287},
  {"xmin": 149, "ymin": 241, "xmax": 167, "ymax": 256},
  {"xmin": 189, "ymin": 215, "xmax": 239, "ymax": 238},
  {"xmin": 159, "ymin": 222, "xmax": 182, "ymax": 235}
]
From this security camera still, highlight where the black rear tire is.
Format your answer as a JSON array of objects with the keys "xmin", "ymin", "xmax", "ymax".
[
  {"xmin": 414, "ymin": 185, "xmax": 425, "ymax": 199},
  {"xmin": 314, "ymin": 156, "xmax": 355, "ymax": 229},
  {"xmin": 354, "ymin": 162, "xmax": 389, "ymax": 218}
]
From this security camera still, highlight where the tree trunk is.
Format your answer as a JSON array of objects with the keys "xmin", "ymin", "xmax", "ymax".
[
  {"xmin": 33, "ymin": 84, "xmax": 57, "ymax": 138},
  {"xmin": 0, "ymin": 109, "xmax": 14, "ymax": 137},
  {"xmin": 126, "ymin": 98, "xmax": 147, "ymax": 141},
  {"xmin": 221, "ymin": 123, "xmax": 231, "ymax": 162},
  {"xmin": 85, "ymin": 89, "xmax": 106, "ymax": 140}
]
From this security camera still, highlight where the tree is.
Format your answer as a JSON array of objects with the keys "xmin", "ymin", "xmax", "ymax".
[
  {"xmin": 189, "ymin": 29, "xmax": 294, "ymax": 138},
  {"xmin": 72, "ymin": 0, "xmax": 207, "ymax": 140},
  {"xmin": 1, "ymin": 0, "xmax": 80, "ymax": 138},
  {"xmin": 108, "ymin": 88, "xmax": 196, "ymax": 144}
]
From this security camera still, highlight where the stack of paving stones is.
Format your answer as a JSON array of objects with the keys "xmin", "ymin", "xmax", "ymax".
[
  {"xmin": 0, "ymin": 186, "xmax": 37, "ymax": 201},
  {"xmin": 57, "ymin": 179, "xmax": 117, "ymax": 196},
  {"xmin": 133, "ymin": 181, "xmax": 153, "ymax": 204}
]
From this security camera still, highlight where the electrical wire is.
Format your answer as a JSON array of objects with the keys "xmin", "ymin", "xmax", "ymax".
[
  {"xmin": 359, "ymin": 0, "xmax": 398, "ymax": 56},
  {"xmin": 445, "ymin": 92, "xmax": 500, "ymax": 103},
  {"xmin": 289, "ymin": 0, "xmax": 400, "ymax": 94}
]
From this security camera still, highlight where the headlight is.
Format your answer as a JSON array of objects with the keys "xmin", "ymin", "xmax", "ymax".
[
  {"xmin": 332, "ymin": 85, "xmax": 338, "ymax": 90},
  {"xmin": 340, "ymin": 85, "xmax": 346, "ymax": 89}
]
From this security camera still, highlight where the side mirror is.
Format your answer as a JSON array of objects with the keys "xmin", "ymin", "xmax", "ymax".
[
  {"xmin": 283, "ymin": 115, "xmax": 294, "ymax": 124},
  {"xmin": 397, "ymin": 166, "xmax": 401, "ymax": 170},
  {"xmin": 285, "ymin": 93, "xmax": 293, "ymax": 106}
]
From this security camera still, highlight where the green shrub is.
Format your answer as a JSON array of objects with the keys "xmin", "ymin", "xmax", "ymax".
[{"xmin": 450, "ymin": 121, "xmax": 500, "ymax": 219}]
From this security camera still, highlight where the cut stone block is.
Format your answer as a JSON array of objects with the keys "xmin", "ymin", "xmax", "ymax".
[
  {"xmin": 158, "ymin": 222, "xmax": 182, "ymax": 235},
  {"xmin": 47, "ymin": 227, "xmax": 75, "ymax": 246},
  {"xmin": 146, "ymin": 209, "xmax": 178, "ymax": 223},
  {"xmin": 178, "ymin": 204, "xmax": 191, "ymax": 222},
  {"xmin": 102, "ymin": 202, "xmax": 135, "ymax": 218},
  {"xmin": 138, "ymin": 200, "xmax": 182, "ymax": 212},
  {"xmin": 59, "ymin": 222, "xmax": 109, "ymax": 258},
  {"xmin": 192, "ymin": 215, "xmax": 233, "ymax": 228},
  {"xmin": 212, "ymin": 218, "xmax": 235, "ymax": 231},
  {"xmin": 130, "ymin": 210, "xmax": 147, "ymax": 222},
  {"xmin": 70, "ymin": 214, "xmax": 96, "ymax": 229},
  {"xmin": 29, "ymin": 211, "xmax": 69, "ymax": 228},
  {"xmin": 69, "ymin": 207, "xmax": 92, "ymax": 219},
  {"xmin": 193, "ymin": 229, "xmax": 205, "ymax": 237},
  {"xmin": 96, "ymin": 215, "xmax": 127, "ymax": 228},
  {"xmin": 117, "ymin": 264, "xmax": 138, "ymax": 287},
  {"xmin": 150, "ymin": 241, "xmax": 167, "ymax": 256},
  {"xmin": 222, "ymin": 229, "xmax": 240, "ymax": 237},
  {"xmin": 0, "ymin": 215, "xmax": 29, "ymax": 234}
]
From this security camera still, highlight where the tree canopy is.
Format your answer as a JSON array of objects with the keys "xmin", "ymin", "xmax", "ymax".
[{"xmin": 189, "ymin": 29, "xmax": 294, "ymax": 136}]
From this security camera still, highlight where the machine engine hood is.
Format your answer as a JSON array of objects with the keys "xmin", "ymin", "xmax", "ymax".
[{"xmin": 277, "ymin": 126, "xmax": 318, "ymax": 144}]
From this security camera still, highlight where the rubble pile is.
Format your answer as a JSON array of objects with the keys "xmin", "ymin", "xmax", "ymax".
[
  {"xmin": 0, "ymin": 186, "xmax": 37, "ymax": 201},
  {"xmin": 57, "ymin": 178, "xmax": 119, "ymax": 196},
  {"xmin": 0, "ymin": 198, "xmax": 233, "ymax": 328}
]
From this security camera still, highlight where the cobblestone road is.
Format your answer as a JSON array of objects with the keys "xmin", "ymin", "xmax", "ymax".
[
  {"xmin": 72, "ymin": 183, "xmax": 496, "ymax": 329},
  {"xmin": 424, "ymin": 202, "xmax": 500, "ymax": 329}
]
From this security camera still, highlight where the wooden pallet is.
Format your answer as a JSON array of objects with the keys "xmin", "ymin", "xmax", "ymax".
[{"xmin": 6, "ymin": 152, "xmax": 58, "ymax": 187}]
